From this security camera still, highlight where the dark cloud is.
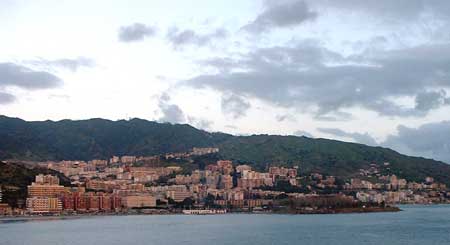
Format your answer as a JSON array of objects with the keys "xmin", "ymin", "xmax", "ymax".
[
  {"xmin": 384, "ymin": 121, "xmax": 450, "ymax": 164},
  {"xmin": 318, "ymin": 128, "xmax": 378, "ymax": 146},
  {"xmin": 185, "ymin": 41, "xmax": 450, "ymax": 118},
  {"xmin": 293, "ymin": 130, "xmax": 313, "ymax": 138},
  {"xmin": 0, "ymin": 91, "xmax": 15, "ymax": 104},
  {"xmin": 157, "ymin": 93, "xmax": 186, "ymax": 124},
  {"xmin": 312, "ymin": 0, "xmax": 450, "ymax": 21},
  {"xmin": 118, "ymin": 23, "xmax": 157, "ymax": 42},
  {"xmin": 221, "ymin": 94, "xmax": 251, "ymax": 119},
  {"xmin": 415, "ymin": 90, "xmax": 450, "ymax": 112},
  {"xmin": 166, "ymin": 27, "xmax": 228, "ymax": 48},
  {"xmin": 0, "ymin": 63, "xmax": 62, "ymax": 90},
  {"xmin": 26, "ymin": 57, "xmax": 95, "ymax": 72},
  {"xmin": 243, "ymin": 0, "xmax": 317, "ymax": 33}
]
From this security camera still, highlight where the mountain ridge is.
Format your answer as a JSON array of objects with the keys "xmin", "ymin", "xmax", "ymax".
[{"xmin": 1, "ymin": 115, "xmax": 449, "ymax": 185}]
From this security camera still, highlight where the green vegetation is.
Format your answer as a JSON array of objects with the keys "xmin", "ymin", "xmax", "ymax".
[
  {"xmin": 217, "ymin": 135, "xmax": 450, "ymax": 185},
  {"xmin": 1, "ymin": 115, "xmax": 450, "ymax": 186}
]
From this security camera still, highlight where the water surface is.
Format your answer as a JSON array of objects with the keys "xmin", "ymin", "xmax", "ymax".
[{"xmin": 1, "ymin": 205, "xmax": 449, "ymax": 245}]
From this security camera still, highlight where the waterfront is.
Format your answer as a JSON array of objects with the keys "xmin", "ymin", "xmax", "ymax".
[{"xmin": 1, "ymin": 205, "xmax": 449, "ymax": 245}]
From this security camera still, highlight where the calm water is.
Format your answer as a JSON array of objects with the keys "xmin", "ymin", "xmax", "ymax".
[{"xmin": 1, "ymin": 205, "xmax": 450, "ymax": 245}]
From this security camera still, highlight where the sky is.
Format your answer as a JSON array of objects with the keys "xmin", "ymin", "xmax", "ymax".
[{"xmin": 1, "ymin": 0, "xmax": 450, "ymax": 163}]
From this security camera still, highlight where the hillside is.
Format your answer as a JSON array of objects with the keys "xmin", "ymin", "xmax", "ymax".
[
  {"xmin": 0, "ymin": 115, "xmax": 231, "ymax": 160},
  {"xmin": 1, "ymin": 115, "xmax": 449, "ymax": 186},
  {"xmin": 217, "ymin": 135, "xmax": 450, "ymax": 185}
]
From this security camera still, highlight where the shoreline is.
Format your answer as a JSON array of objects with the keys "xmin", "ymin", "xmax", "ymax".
[
  {"xmin": 0, "ymin": 206, "xmax": 403, "ymax": 221},
  {"xmin": 276, "ymin": 206, "xmax": 401, "ymax": 215}
]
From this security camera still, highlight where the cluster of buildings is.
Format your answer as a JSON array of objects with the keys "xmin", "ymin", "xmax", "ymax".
[
  {"xmin": 25, "ymin": 174, "xmax": 158, "ymax": 214},
  {"xmin": 1, "ymin": 148, "xmax": 449, "ymax": 216},
  {"xmin": 164, "ymin": 147, "xmax": 219, "ymax": 160},
  {"xmin": 349, "ymin": 175, "xmax": 448, "ymax": 204},
  {"xmin": 22, "ymin": 151, "xmax": 301, "ymax": 214}
]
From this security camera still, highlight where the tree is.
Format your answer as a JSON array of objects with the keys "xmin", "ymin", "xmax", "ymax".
[
  {"xmin": 204, "ymin": 194, "xmax": 216, "ymax": 207},
  {"xmin": 182, "ymin": 197, "xmax": 194, "ymax": 209}
]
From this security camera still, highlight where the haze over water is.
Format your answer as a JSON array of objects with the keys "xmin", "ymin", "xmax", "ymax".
[{"xmin": 1, "ymin": 205, "xmax": 449, "ymax": 245}]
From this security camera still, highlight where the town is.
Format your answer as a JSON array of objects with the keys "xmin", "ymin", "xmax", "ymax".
[{"xmin": 1, "ymin": 147, "xmax": 449, "ymax": 216}]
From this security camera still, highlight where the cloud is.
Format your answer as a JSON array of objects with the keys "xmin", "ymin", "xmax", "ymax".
[
  {"xmin": 225, "ymin": 125, "xmax": 238, "ymax": 130},
  {"xmin": 187, "ymin": 116, "xmax": 213, "ymax": 130},
  {"xmin": 276, "ymin": 114, "xmax": 297, "ymax": 122},
  {"xmin": 318, "ymin": 128, "xmax": 378, "ymax": 146},
  {"xmin": 157, "ymin": 93, "xmax": 186, "ymax": 124},
  {"xmin": 185, "ymin": 41, "xmax": 450, "ymax": 118},
  {"xmin": 166, "ymin": 27, "xmax": 228, "ymax": 48},
  {"xmin": 314, "ymin": 111, "xmax": 353, "ymax": 122},
  {"xmin": 384, "ymin": 121, "xmax": 450, "ymax": 164},
  {"xmin": 221, "ymin": 94, "xmax": 251, "ymax": 119},
  {"xmin": 0, "ymin": 62, "xmax": 62, "ymax": 90},
  {"xmin": 293, "ymin": 130, "xmax": 313, "ymax": 138},
  {"xmin": 312, "ymin": 0, "xmax": 450, "ymax": 21},
  {"xmin": 243, "ymin": 0, "xmax": 317, "ymax": 33},
  {"xmin": 25, "ymin": 57, "xmax": 95, "ymax": 72},
  {"xmin": 415, "ymin": 90, "xmax": 450, "ymax": 112},
  {"xmin": 118, "ymin": 23, "xmax": 157, "ymax": 42},
  {"xmin": 156, "ymin": 93, "xmax": 213, "ymax": 129},
  {"xmin": 0, "ymin": 91, "xmax": 15, "ymax": 104}
]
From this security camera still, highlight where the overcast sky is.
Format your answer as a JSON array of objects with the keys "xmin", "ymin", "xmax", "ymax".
[{"xmin": 1, "ymin": 0, "xmax": 450, "ymax": 163}]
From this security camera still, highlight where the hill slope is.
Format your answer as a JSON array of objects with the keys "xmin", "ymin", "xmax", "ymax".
[
  {"xmin": 217, "ymin": 135, "xmax": 450, "ymax": 184},
  {"xmin": 0, "ymin": 115, "xmax": 231, "ymax": 160},
  {"xmin": 1, "ymin": 115, "xmax": 449, "ymax": 185}
]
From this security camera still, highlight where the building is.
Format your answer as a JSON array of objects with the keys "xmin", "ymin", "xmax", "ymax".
[
  {"xmin": 269, "ymin": 167, "xmax": 297, "ymax": 178},
  {"xmin": 0, "ymin": 187, "xmax": 2, "ymax": 203},
  {"xmin": 191, "ymin": 147, "xmax": 219, "ymax": 156},
  {"xmin": 220, "ymin": 175, "xmax": 233, "ymax": 190},
  {"xmin": 28, "ymin": 175, "xmax": 65, "ymax": 198},
  {"xmin": 166, "ymin": 190, "xmax": 192, "ymax": 202},
  {"xmin": 89, "ymin": 159, "xmax": 108, "ymax": 167},
  {"xmin": 28, "ymin": 183, "xmax": 66, "ymax": 197},
  {"xmin": 0, "ymin": 203, "xmax": 12, "ymax": 216},
  {"xmin": 35, "ymin": 174, "xmax": 60, "ymax": 185},
  {"xmin": 26, "ymin": 197, "xmax": 62, "ymax": 213},
  {"xmin": 217, "ymin": 160, "xmax": 233, "ymax": 175},
  {"xmin": 120, "ymin": 156, "xmax": 137, "ymax": 164},
  {"xmin": 26, "ymin": 175, "xmax": 66, "ymax": 214},
  {"xmin": 110, "ymin": 156, "xmax": 120, "ymax": 164},
  {"xmin": 122, "ymin": 195, "xmax": 156, "ymax": 208},
  {"xmin": 236, "ymin": 165, "xmax": 252, "ymax": 173}
]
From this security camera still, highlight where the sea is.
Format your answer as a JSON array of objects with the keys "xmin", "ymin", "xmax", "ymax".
[{"xmin": 0, "ymin": 205, "xmax": 449, "ymax": 245}]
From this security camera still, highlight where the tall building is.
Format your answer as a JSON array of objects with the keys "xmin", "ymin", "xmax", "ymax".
[
  {"xmin": 217, "ymin": 160, "xmax": 233, "ymax": 175},
  {"xmin": 26, "ymin": 175, "xmax": 65, "ymax": 214},
  {"xmin": 220, "ymin": 175, "xmax": 233, "ymax": 190},
  {"xmin": 28, "ymin": 183, "xmax": 65, "ymax": 197},
  {"xmin": 0, "ymin": 187, "xmax": 2, "ymax": 203}
]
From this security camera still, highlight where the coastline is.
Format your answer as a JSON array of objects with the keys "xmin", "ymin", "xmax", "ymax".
[
  {"xmin": 276, "ymin": 206, "xmax": 402, "ymax": 215},
  {"xmin": 0, "ymin": 206, "xmax": 403, "ymax": 221}
]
